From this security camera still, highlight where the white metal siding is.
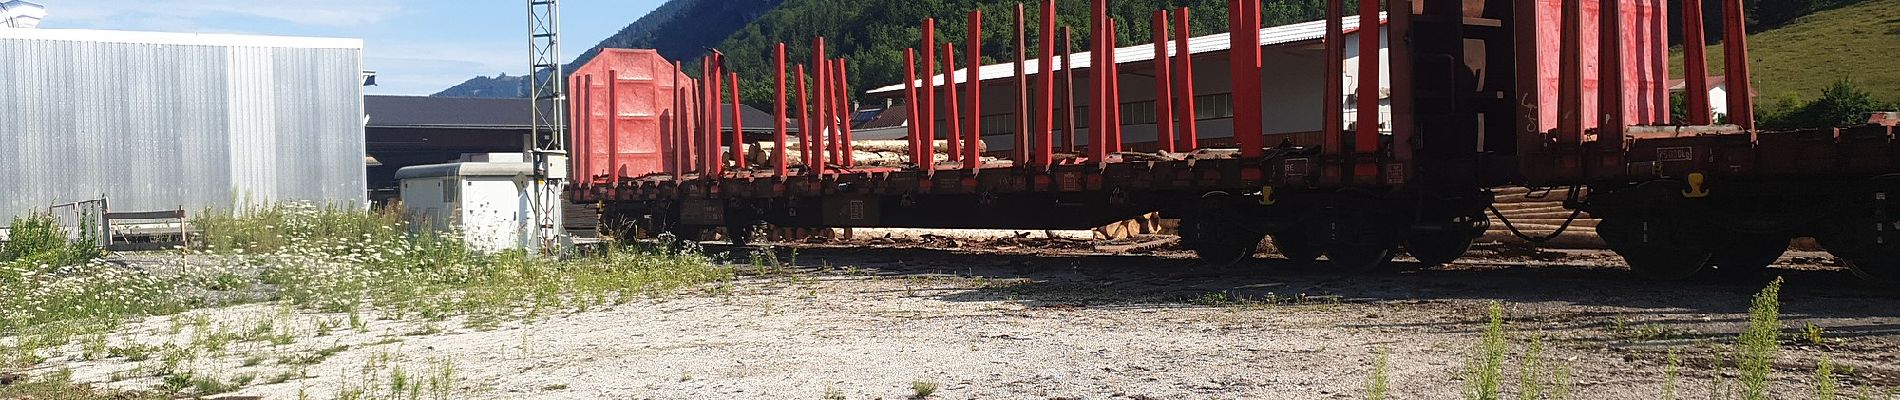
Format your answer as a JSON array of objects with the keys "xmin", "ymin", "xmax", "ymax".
[{"xmin": 0, "ymin": 29, "xmax": 365, "ymax": 219}]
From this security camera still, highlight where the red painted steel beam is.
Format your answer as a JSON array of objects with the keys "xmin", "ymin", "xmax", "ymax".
[
  {"xmin": 609, "ymin": 72, "xmax": 622, "ymax": 183},
  {"xmin": 836, "ymin": 59, "xmax": 855, "ymax": 167},
  {"xmin": 1061, "ymin": 27, "xmax": 1077, "ymax": 155},
  {"xmin": 1090, "ymin": 0, "xmax": 1106, "ymax": 163},
  {"xmin": 922, "ymin": 19, "xmax": 938, "ymax": 167},
  {"xmin": 966, "ymin": 9, "xmax": 984, "ymax": 171},
  {"xmin": 1323, "ymin": 0, "xmax": 1343, "ymax": 156},
  {"xmin": 1721, "ymin": 0, "xmax": 1755, "ymax": 132},
  {"xmin": 699, "ymin": 57, "xmax": 711, "ymax": 173},
  {"xmin": 905, "ymin": 49, "xmax": 924, "ymax": 167},
  {"xmin": 730, "ymin": 71, "xmax": 746, "ymax": 170},
  {"xmin": 1173, "ymin": 9, "xmax": 1198, "ymax": 150},
  {"xmin": 1558, "ymin": 0, "xmax": 1583, "ymax": 144},
  {"xmin": 1153, "ymin": 10, "xmax": 1176, "ymax": 153},
  {"xmin": 1353, "ymin": 0, "xmax": 1378, "ymax": 170},
  {"xmin": 944, "ymin": 44, "xmax": 964, "ymax": 164},
  {"xmin": 1107, "ymin": 19, "xmax": 1123, "ymax": 154},
  {"xmin": 672, "ymin": 61, "xmax": 686, "ymax": 175},
  {"xmin": 1036, "ymin": 0, "xmax": 1056, "ymax": 170},
  {"xmin": 709, "ymin": 55, "xmax": 725, "ymax": 176},
  {"xmin": 827, "ymin": 59, "xmax": 844, "ymax": 168},
  {"xmin": 796, "ymin": 65, "xmax": 812, "ymax": 172},
  {"xmin": 1014, "ymin": 3, "xmax": 1031, "ymax": 165},
  {"xmin": 576, "ymin": 74, "xmax": 590, "ymax": 182},
  {"xmin": 813, "ymin": 38, "xmax": 830, "ymax": 173},
  {"xmin": 1232, "ymin": 0, "xmax": 1265, "ymax": 158},
  {"xmin": 1681, "ymin": 0, "xmax": 1712, "ymax": 125},
  {"xmin": 1598, "ymin": 0, "xmax": 1624, "ymax": 142},
  {"xmin": 774, "ymin": 43, "xmax": 789, "ymax": 177}
]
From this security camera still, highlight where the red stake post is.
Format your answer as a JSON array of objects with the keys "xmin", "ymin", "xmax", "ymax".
[
  {"xmin": 1681, "ymin": 0, "xmax": 1712, "ymax": 125},
  {"xmin": 729, "ymin": 72, "xmax": 746, "ymax": 170},
  {"xmin": 708, "ymin": 55, "xmax": 724, "ymax": 176},
  {"xmin": 1231, "ymin": 0, "xmax": 1265, "ymax": 158},
  {"xmin": 1107, "ymin": 19, "xmax": 1123, "ymax": 154},
  {"xmin": 774, "ymin": 43, "xmax": 789, "ymax": 177},
  {"xmin": 966, "ymin": 10, "xmax": 983, "ymax": 171},
  {"xmin": 1324, "ymin": 0, "xmax": 1344, "ymax": 155},
  {"xmin": 1721, "ymin": 0, "xmax": 1756, "ymax": 132},
  {"xmin": 1014, "ymin": 4, "xmax": 1031, "ymax": 165},
  {"xmin": 1598, "ymin": 0, "xmax": 1624, "ymax": 142},
  {"xmin": 797, "ymin": 65, "xmax": 812, "ymax": 171},
  {"xmin": 905, "ymin": 49, "xmax": 924, "ymax": 167},
  {"xmin": 1035, "ymin": 0, "xmax": 1057, "ymax": 169},
  {"xmin": 813, "ymin": 38, "xmax": 830, "ymax": 173},
  {"xmin": 943, "ymin": 44, "xmax": 964, "ymax": 164},
  {"xmin": 835, "ymin": 59, "xmax": 855, "ymax": 167},
  {"xmin": 1089, "ymin": 0, "xmax": 1105, "ymax": 163},
  {"xmin": 1152, "ymin": 10, "xmax": 1176, "ymax": 153},
  {"xmin": 1061, "ymin": 27, "xmax": 1077, "ymax": 155},
  {"xmin": 1558, "ymin": 0, "xmax": 1583, "ymax": 144},
  {"xmin": 1354, "ymin": 0, "xmax": 1379, "ymax": 177},
  {"xmin": 1173, "ymin": 11, "xmax": 1197, "ymax": 150},
  {"xmin": 922, "ymin": 19, "xmax": 938, "ymax": 166}
]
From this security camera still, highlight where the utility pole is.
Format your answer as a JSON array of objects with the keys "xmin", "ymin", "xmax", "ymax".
[{"xmin": 526, "ymin": 0, "xmax": 568, "ymax": 252}]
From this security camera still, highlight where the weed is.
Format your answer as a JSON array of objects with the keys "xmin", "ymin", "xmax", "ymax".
[
  {"xmin": 316, "ymin": 318, "xmax": 337, "ymax": 337},
  {"xmin": 823, "ymin": 385, "xmax": 846, "ymax": 400},
  {"xmin": 1738, "ymin": 278, "xmax": 1785, "ymax": 400},
  {"xmin": 1465, "ymin": 302, "xmax": 1507, "ymax": 400},
  {"xmin": 1816, "ymin": 358, "xmax": 1838, "ymax": 400},
  {"xmin": 78, "ymin": 334, "xmax": 108, "ymax": 360},
  {"xmin": 1805, "ymin": 322, "xmax": 1827, "ymax": 345},
  {"xmin": 108, "ymin": 343, "xmax": 154, "ymax": 361},
  {"xmin": 1366, "ymin": 347, "xmax": 1390, "ymax": 400},
  {"xmin": 912, "ymin": 380, "xmax": 939, "ymax": 398},
  {"xmin": 1518, "ymin": 333, "xmax": 1546, "ymax": 400},
  {"xmin": 428, "ymin": 356, "xmax": 456, "ymax": 400},
  {"xmin": 242, "ymin": 355, "xmax": 267, "ymax": 367},
  {"xmin": 1664, "ymin": 349, "xmax": 1679, "ymax": 400}
]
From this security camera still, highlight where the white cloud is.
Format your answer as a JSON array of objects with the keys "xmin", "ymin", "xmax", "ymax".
[{"xmin": 47, "ymin": 0, "xmax": 401, "ymax": 28}]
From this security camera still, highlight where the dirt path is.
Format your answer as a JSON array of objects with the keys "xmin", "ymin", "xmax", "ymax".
[{"xmin": 15, "ymin": 245, "xmax": 1900, "ymax": 399}]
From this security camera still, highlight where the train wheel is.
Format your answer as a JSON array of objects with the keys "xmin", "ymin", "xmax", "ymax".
[
  {"xmin": 1270, "ymin": 233, "xmax": 1323, "ymax": 262},
  {"xmin": 1597, "ymin": 216, "xmax": 1710, "ymax": 280},
  {"xmin": 1701, "ymin": 233, "xmax": 1790, "ymax": 278},
  {"xmin": 1405, "ymin": 233, "xmax": 1475, "ymax": 266},
  {"xmin": 1320, "ymin": 213, "xmax": 1398, "ymax": 272},
  {"xmin": 1180, "ymin": 194, "xmax": 1264, "ymax": 267}
]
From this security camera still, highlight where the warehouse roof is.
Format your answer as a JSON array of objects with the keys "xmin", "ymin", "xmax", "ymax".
[{"xmin": 866, "ymin": 14, "xmax": 1385, "ymax": 95}]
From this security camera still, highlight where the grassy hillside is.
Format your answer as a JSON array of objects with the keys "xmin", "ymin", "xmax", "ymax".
[{"xmin": 1671, "ymin": 0, "xmax": 1900, "ymax": 105}]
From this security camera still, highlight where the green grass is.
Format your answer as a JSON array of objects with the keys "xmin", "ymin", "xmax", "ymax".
[
  {"xmin": 1738, "ymin": 278, "xmax": 1785, "ymax": 400},
  {"xmin": 1466, "ymin": 302, "xmax": 1508, "ymax": 400},
  {"xmin": 912, "ymin": 380, "xmax": 939, "ymax": 398},
  {"xmin": 1367, "ymin": 347, "xmax": 1390, "ymax": 400},
  {"xmin": 1671, "ymin": 0, "xmax": 1900, "ymax": 106}
]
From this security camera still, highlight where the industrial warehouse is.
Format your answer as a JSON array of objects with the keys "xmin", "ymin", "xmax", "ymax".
[{"xmin": 3, "ymin": 0, "xmax": 1899, "ymax": 398}]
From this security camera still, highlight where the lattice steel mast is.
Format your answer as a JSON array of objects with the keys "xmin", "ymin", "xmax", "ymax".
[{"xmin": 527, "ymin": 0, "xmax": 568, "ymax": 251}]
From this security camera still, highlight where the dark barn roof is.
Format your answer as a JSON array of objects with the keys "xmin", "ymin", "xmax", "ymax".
[{"xmin": 366, "ymin": 95, "xmax": 539, "ymax": 129}]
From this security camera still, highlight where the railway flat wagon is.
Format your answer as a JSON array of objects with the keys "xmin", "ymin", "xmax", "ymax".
[{"xmin": 566, "ymin": 0, "xmax": 1897, "ymax": 284}]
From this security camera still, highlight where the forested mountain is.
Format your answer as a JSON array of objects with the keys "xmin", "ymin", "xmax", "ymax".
[{"xmin": 432, "ymin": 0, "xmax": 781, "ymax": 98}]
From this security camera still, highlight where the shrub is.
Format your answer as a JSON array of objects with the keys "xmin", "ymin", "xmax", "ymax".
[{"xmin": 1738, "ymin": 277, "xmax": 1785, "ymax": 400}]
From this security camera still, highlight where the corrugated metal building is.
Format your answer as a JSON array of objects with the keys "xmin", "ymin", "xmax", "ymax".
[{"xmin": 1, "ymin": 29, "xmax": 367, "ymax": 220}]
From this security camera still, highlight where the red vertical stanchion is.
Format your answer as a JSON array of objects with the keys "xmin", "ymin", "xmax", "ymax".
[
  {"xmin": 1090, "ymin": 0, "xmax": 1107, "ymax": 163},
  {"xmin": 1152, "ymin": 10, "xmax": 1176, "ymax": 153},
  {"xmin": 1558, "ymin": 0, "xmax": 1583, "ymax": 144},
  {"xmin": 699, "ymin": 58, "xmax": 712, "ymax": 173},
  {"xmin": 1106, "ymin": 19, "xmax": 1123, "ymax": 154},
  {"xmin": 1035, "ymin": 0, "xmax": 1057, "ymax": 169},
  {"xmin": 1061, "ymin": 27, "xmax": 1077, "ymax": 155},
  {"xmin": 1173, "ymin": 11, "xmax": 1197, "ymax": 150},
  {"xmin": 1353, "ymin": 0, "xmax": 1380, "ymax": 177},
  {"xmin": 709, "ymin": 56, "xmax": 725, "ymax": 176},
  {"xmin": 1233, "ymin": 0, "xmax": 1265, "ymax": 158},
  {"xmin": 943, "ymin": 44, "xmax": 964, "ymax": 163},
  {"xmin": 576, "ymin": 74, "xmax": 591, "ymax": 181},
  {"xmin": 905, "ymin": 49, "xmax": 924, "ymax": 167},
  {"xmin": 1681, "ymin": 0, "xmax": 1712, "ymax": 125},
  {"xmin": 774, "ymin": 43, "xmax": 789, "ymax": 177},
  {"xmin": 1598, "ymin": 0, "xmax": 1624, "ymax": 142},
  {"xmin": 1323, "ymin": 0, "xmax": 1344, "ymax": 155},
  {"xmin": 825, "ymin": 59, "xmax": 842, "ymax": 168},
  {"xmin": 729, "ymin": 72, "xmax": 746, "ymax": 170},
  {"xmin": 813, "ymin": 38, "xmax": 830, "ymax": 173},
  {"xmin": 835, "ymin": 59, "xmax": 855, "ymax": 167},
  {"xmin": 966, "ymin": 10, "xmax": 984, "ymax": 171},
  {"xmin": 1014, "ymin": 4, "xmax": 1031, "ymax": 165},
  {"xmin": 796, "ymin": 65, "xmax": 813, "ymax": 171},
  {"xmin": 1721, "ymin": 0, "xmax": 1755, "ymax": 132},
  {"xmin": 922, "ymin": 19, "xmax": 938, "ymax": 165}
]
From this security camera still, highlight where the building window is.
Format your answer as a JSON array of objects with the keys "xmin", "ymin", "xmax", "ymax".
[
  {"xmin": 1195, "ymin": 94, "xmax": 1235, "ymax": 120},
  {"xmin": 1120, "ymin": 101, "xmax": 1158, "ymax": 125},
  {"xmin": 979, "ymin": 114, "xmax": 1016, "ymax": 136}
]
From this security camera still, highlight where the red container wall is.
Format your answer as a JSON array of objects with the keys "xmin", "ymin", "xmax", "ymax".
[
  {"xmin": 1532, "ymin": 0, "xmax": 1671, "ymax": 131},
  {"xmin": 569, "ymin": 49, "xmax": 696, "ymax": 184}
]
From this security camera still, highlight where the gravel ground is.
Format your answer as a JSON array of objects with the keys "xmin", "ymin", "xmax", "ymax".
[{"xmin": 14, "ymin": 241, "xmax": 1900, "ymax": 399}]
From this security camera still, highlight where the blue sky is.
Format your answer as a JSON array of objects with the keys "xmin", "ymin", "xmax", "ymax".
[{"xmin": 40, "ymin": 0, "xmax": 669, "ymax": 95}]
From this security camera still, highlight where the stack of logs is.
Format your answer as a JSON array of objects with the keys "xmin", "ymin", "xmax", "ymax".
[{"xmin": 1482, "ymin": 187, "xmax": 1605, "ymax": 249}]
